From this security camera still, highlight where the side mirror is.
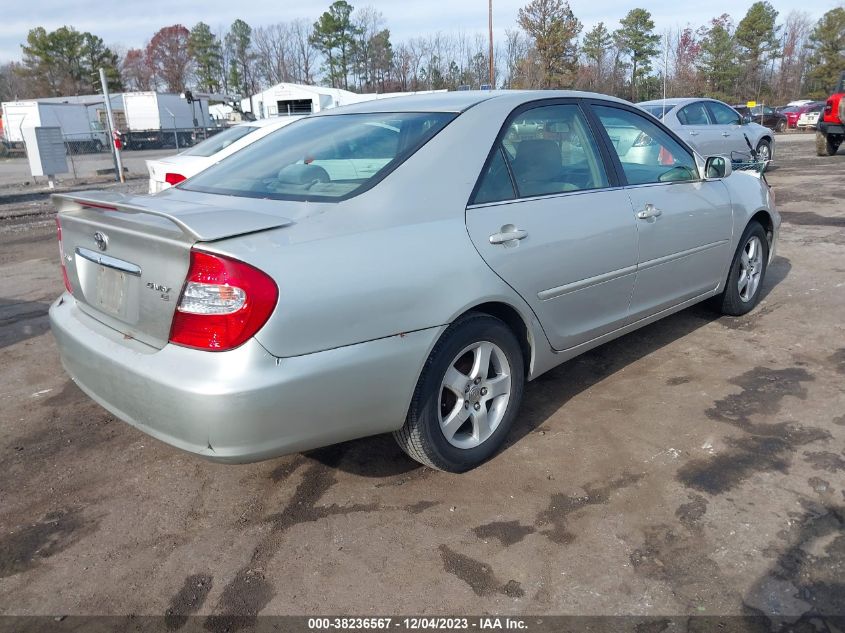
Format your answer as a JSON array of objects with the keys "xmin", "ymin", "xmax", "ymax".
[
  {"xmin": 742, "ymin": 115, "xmax": 753, "ymax": 124},
  {"xmin": 705, "ymin": 156, "xmax": 731, "ymax": 179}
]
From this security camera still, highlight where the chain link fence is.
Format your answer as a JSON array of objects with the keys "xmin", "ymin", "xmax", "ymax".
[{"xmin": 1, "ymin": 127, "xmax": 222, "ymax": 187}]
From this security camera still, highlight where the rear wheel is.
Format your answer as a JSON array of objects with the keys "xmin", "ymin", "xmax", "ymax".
[
  {"xmin": 816, "ymin": 131, "xmax": 839, "ymax": 156},
  {"xmin": 715, "ymin": 221, "xmax": 769, "ymax": 317},
  {"xmin": 775, "ymin": 119, "xmax": 786, "ymax": 133},
  {"xmin": 393, "ymin": 313, "xmax": 524, "ymax": 472}
]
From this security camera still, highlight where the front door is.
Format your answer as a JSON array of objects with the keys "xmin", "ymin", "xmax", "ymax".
[
  {"xmin": 706, "ymin": 101, "xmax": 750, "ymax": 157},
  {"xmin": 675, "ymin": 101, "xmax": 721, "ymax": 156},
  {"xmin": 590, "ymin": 104, "xmax": 734, "ymax": 319},
  {"xmin": 465, "ymin": 101, "xmax": 638, "ymax": 351}
]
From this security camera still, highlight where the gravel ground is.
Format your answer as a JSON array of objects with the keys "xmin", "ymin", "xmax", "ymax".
[{"xmin": 0, "ymin": 134, "xmax": 843, "ymax": 625}]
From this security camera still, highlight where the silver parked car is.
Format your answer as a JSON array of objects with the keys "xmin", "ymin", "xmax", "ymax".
[
  {"xmin": 639, "ymin": 98, "xmax": 775, "ymax": 163},
  {"xmin": 49, "ymin": 91, "xmax": 779, "ymax": 472}
]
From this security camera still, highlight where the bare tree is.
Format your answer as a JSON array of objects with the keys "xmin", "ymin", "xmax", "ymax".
[
  {"xmin": 290, "ymin": 19, "xmax": 318, "ymax": 84},
  {"xmin": 775, "ymin": 11, "xmax": 813, "ymax": 101},
  {"xmin": 253, "ymin": 23, "xmax": 295, "ymax": 86}
]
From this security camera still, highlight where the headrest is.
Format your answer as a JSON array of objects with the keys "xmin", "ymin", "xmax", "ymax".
[{"xmin": 277, "ymin": 164, "xmax": 330, "ymax": 185}]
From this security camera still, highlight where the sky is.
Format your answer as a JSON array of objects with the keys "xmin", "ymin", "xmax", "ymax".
[{"xmin": 1, "ymin": 0, "xmax": 840, "ymax": 63}]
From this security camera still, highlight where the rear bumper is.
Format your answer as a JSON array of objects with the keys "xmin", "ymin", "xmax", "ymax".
[
  {"xmin": 49, "ymin": 295, "xmax": 441, "ymax": 463},
  {"xmin": 818, "ymin": 122, "xmax": 845, "ymax": 135}
]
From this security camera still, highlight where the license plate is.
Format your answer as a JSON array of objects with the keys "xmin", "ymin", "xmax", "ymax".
[{"xmin": 96, "ymin": 265, "xmax": 127, "ymax": 316}]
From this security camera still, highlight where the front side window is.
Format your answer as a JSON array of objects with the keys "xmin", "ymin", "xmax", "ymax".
[
  {"xmin": 594, "ymin": 105, "xmax": 699, "ymax": 186},
  {"xmin": 707, "ymin": 102, "xmax": 742, "ymax": 126},
  {"xmin": 181, "ymin": 125, "xmax": 258, "ymax": 157},
  {"xmin": 472, "ymin": 103, "xmax": 608, "ymax": 203},
  {"xmin": 677, "ymin": 102, "xmax": 711, "ymax": 125},
  {"xmin": 183, "ymin": 112, "xmax": 455, "ymax": 201}
]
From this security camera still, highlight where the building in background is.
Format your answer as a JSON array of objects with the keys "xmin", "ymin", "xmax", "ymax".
[{"xmin": 243, "ymin": 83, "xmax": 446, "ymax": 119}]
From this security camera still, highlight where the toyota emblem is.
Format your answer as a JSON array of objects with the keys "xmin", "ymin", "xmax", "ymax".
[{"xmin": 93, "ymin": 231, "xmax": 108, "ymax": 251}]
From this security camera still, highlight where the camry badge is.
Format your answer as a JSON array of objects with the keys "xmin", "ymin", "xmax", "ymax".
[{"xmin": 93, "ymin": 231, "xmax": 108, "ymax": 251}]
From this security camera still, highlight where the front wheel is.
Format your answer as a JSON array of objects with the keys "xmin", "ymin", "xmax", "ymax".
[
  {"xmin": 775, "ymin": 120, "xmax": 786, "ymax": 133},
  {"xmin": 715, "ymin": 222, "xmax": 769, "ymax": 317},
  {"xmin": 756, "ymin": 139, "xmax": 772, "ymax": 162},
  {"xmin": 393, "ymin": 313, "xmax": 525, "ymax": 472}
]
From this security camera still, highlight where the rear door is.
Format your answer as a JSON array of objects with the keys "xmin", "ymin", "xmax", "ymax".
[
  {"xmin": 465, "ymin": 100, "xmax": 638, "ymax": 351},
  {"xmin": 588, "ymin": 103, "xmax": 733, "ymax": 318}
]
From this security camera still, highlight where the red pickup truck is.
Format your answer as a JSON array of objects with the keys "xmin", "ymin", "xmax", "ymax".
[{"xmin": 816, "ymin": 71, "xmax": 845, "ymax": 156}]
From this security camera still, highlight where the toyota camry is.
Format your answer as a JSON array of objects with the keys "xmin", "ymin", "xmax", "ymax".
[{"xmin": 49, "ymin": 91, "xmax": 779, "ymax": 472}]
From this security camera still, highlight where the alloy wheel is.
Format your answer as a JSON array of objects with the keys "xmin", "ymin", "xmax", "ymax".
[
  {"xmin": 738, "ymin": 236, "xmax": 764, "ymax": 302},
  {"xmin": 438, "ymin": 341, "xmax": 512, "ymax": 449}
]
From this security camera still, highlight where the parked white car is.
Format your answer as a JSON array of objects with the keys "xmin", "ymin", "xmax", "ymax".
[
  {"xmin": 638, "ymin": 98, "xmax": 775, "ymax": 163},
  {"xmin": 796, "ymin": 104, "xmax": 824, "ymax": 130},
  {"xmin": 146, "ymin": 116, "xmax": 304, "ymax": 193}
]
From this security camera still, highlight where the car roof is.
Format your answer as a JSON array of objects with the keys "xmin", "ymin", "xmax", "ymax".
[
  {"xmin": 638, "ymin": 97, "xmax": 729, "ymax": 109},
  {"xmin": 315, "ymin": 90, "xmax": 632, "ymax": 115}
]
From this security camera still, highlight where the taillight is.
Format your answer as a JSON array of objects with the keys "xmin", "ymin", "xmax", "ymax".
[
  {"xmin": 55, "ymin": 216, "xmax": 73, "ymax": 294},
  {"xmin": 169, "ymin": 250, "xmax": 278, "ymax": 351},
  {"xmin": 165, "ymin": 173, "xmax": 187, "ymax": 186}
]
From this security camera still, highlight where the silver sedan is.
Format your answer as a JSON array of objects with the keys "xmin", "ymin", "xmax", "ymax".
[
  {"xmin": 49, "ymin": 91, "xmax": 779, "ymax": 472},
  {"xmin": 639, "ymin": 97, "xmax": 775, "ymax": 163}
]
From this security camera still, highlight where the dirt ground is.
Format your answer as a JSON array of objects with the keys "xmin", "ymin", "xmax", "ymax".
[{"xmin": 0, "ymin": 134, "xmax": 843, "ymax": 624}]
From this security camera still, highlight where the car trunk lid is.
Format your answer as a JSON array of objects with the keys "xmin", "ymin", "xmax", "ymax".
[{"xmin": 54, "ymin": 191, "xmax": 292, "ymax": 349}]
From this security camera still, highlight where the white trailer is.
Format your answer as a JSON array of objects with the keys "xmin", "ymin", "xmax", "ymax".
[
  {"xmin": 121, "ymin": 92, "xmax": 211, "ymax": 149},
  {"xmin": 1, "ymin": 101, "xmax": 107, "ymax": 152}
]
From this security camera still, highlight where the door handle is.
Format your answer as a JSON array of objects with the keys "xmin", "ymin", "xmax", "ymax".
[
  {"xmin": 721, "ymin": 132, "xmax": 730, "ymax": 137},
  {"xmin": 636, "ymin": 204, "xmax": 663, "ymax": 220},
  {"xmin": 489, "ymin": 226, "xmax": 528, "ymax": 244},
  {"xmin": 689, "ymin": 131, "xmax": 699, "ymax": 136}
]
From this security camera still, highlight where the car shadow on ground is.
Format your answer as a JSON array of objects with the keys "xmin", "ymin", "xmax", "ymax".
[
  {"xmin": 0, "ymin": 297, "xmax": 52, "ymax": 349},
  {"xmin": 308, "ymin": 256, "xmax": 792, "ymax": 478}
]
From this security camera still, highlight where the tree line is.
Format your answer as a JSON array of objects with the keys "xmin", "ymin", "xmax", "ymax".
[{"xmin": 1, "ymin": 0, "xmax": 843, "ymax": 106}]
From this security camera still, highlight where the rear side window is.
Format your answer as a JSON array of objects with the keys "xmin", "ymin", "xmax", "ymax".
[
  {"xmin": 594, "ymin": 105, "xmax": 698, "ymax": 186},
  {"xmin": 707, "ymin": 102, "xmax": 742, "ymax": 126},
  {"xmin": 677, "ymin": 102, "xmax": 711, "ymax": 125},
  {"xmin": 473, "ymin": 148, "xmax": 516, "ymax": 204},
  {"xmin": 471, "ymin": 103, "xmax": 608, "ymax": 204},
  {"xmin": 183, "ymin": 112, "xmax": 455, "ymax": 201}
]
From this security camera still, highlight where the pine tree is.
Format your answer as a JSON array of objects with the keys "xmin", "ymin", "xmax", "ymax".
[
  {"xmin": 517, "ymin": 0, "xmax": 582, "ymax": 88},
  {"xmin": 615, "ymin": 8, "xmax": 661, "ymax": 101},
  {"xmin": 189, "ymin": 22, "xmax": 223, "ymax": 92},
  {"xmin": 806, "ymin": 7, "xmax": 845, "ymax": 96},
  {"xmin": 311, "ymin": 1, "xmax": 361, "ymax": 89}
]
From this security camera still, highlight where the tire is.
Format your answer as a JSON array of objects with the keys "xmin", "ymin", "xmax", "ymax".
[
  {"xmin": 393, "ymin": 313, "xmax": 525, "ymax": 472},
  {"xmin": 715, "ymin": 221, "xmax": 769, "ymax": 317},
  {"xmin": 775, "ymin": 119, "xmax": 786, "ymax": 133},
  {"xmin": 756, "ymin": 139, "xmax": 772, "ymax": 162},
  {"xmin": 816, "ymin": 131, "xmax": 837, "ymax": 156}
]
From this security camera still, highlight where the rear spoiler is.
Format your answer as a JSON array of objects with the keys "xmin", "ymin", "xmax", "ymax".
[{"xmin": 52, "ymin": 191, "xmax": 293, "ymax": 242}]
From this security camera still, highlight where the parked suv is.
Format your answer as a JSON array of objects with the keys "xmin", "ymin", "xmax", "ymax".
[{"xmin": 733, "ymin": 105, "xmax": 787, "ymax": 133}]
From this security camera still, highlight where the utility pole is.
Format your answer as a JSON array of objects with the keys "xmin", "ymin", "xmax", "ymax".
[
  {"xmin": 99, "ymin": 68, "xmax": 124, "ymax": 183},
  {"xmin": 488, "ymin": 0, "xmax": 495, "ymax": 88}
]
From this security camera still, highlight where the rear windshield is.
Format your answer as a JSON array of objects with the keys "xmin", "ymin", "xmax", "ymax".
[
  {"xmin": 181, "ymin": 125, "xmax": 258, "ymax": 157},
  {"xmin": 639, "ymin": 104, "xmax": 674, "ymax": 119},
  {"xmin": 182, "ymin": 112, "xmax": 456, "ymax": 201}
]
